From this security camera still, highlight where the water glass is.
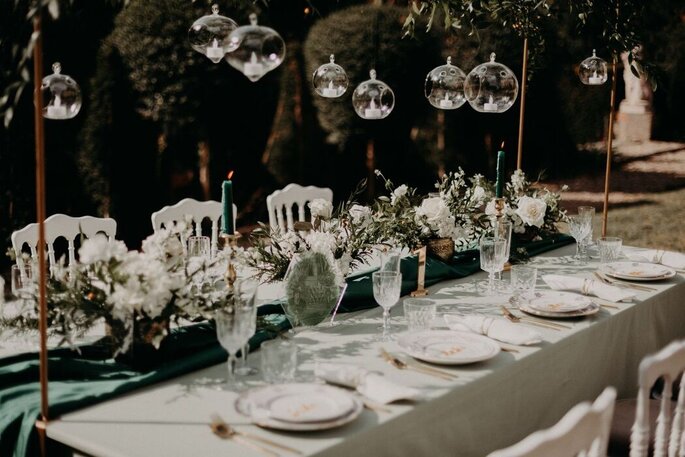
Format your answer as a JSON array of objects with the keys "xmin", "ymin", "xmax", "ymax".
[
  {"xmin": 567, "ymin": 215, "xmax": 592, "ymax": 263},
  {"xmin": 260, "ymin": 339, "xmax": 298, "ymax": 383},
  {"xmin": 479, "ymin": 237, "xmax": 507, "ymax": 295},
  {"xmin": 510, "ymin": 265, "xmax": 538, "ymax": 302},
  {"xmin": 11, "ymin": 264, "xmax": 34, "ymax": 299},
  {"xmin": 403, "ymin": 298, "xmax": 437, "ymax": 331},
  {"xmin": 372, "ymin": 271, "xmax": 402, "ymax": 341},
  {"xmin": 379, "ymin": 247, "xmax": 401, "ymax": 273},
  {"xmin": 598, "ymin": 237, "xmax": 622, "ymax": 264}
]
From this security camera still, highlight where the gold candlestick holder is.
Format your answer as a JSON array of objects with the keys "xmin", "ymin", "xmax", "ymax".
[
  {"xmin": 219, "ymin": 232, "xmax": 241, "ymax": 293},
  {"xmin": 410, "ymin": 246, "xmax": 428, "ymax": 297},
  {"xmin": 492, "ymin": 197, "xmax": 506, "ymax": 221}
]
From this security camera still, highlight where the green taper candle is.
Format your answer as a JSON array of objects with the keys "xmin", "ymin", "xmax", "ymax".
[
  {"xmin": 222, "ymin": 171, "xmax": 234, "ymax": 234},
  {"xmin": 495, "ymin": 149, "xmax": 505, "ymax": 198}
]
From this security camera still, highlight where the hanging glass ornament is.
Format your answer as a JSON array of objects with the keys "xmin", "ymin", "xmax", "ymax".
[
  {"xmin": 578, "ymin": 49, "xmax": 608, "ymax": 85},
  {"xmin": 225, "ymin": 13, "xmax": 286, "ymax": 82},
  {"xmin": 464, "ymin": 52, "xmax": 519, "ymax": 114},
  {"xmin": 312, "ymin": 54, "xmax": 348, "ymax": 98},
  {"xmin": 41, "ymin": 62, "xmax": 81, "ymax": 120},
  {"xmin": 425, "ymin": 56, "xmax": 467, "ymax": 110},
  {"xmin": 188, "ymin": 4, "xmax": 238, "ymax": 64},
  {"xmin": 352, "ymin": 69, "xmax": 395, "ymax": 120}
]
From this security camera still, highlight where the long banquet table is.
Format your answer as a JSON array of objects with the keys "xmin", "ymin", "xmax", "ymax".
[{"xmin": 45, "ymin": 243, "xmax": 685, "ymax": 457}]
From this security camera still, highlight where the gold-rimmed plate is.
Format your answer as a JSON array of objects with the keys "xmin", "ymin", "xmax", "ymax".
[{"xmin": 601, "ymin": 262, "xmax": 676, "ymax": 282}]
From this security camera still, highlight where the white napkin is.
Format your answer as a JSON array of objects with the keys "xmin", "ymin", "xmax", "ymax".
[
  {"xmin": 443, "ymin": 314, "xmax": 541, "ymax": 346},
  {"xmin": 542, "ymin": 274, "xmax": 635, "ymax": 302},
  {"xmin": 314, "ymin": 362, "xmax": 420, "ymax": 404},
  {"xmin": 626, "ymin": 249, "xmax": 685, "ymax": 270}
]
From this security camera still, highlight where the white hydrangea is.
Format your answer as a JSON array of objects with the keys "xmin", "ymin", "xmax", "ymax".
[
  {"xmin": 415, "ymin": 197, "xmax": 459, "ymax": 239},
  {"xmin": 470, "ymin": 186, "xmax": 486, "ymax": 204},
  {"xmin": 79, "ymin": 235, "xmax": 128, "ymax": 265},
  {"xmin": 349, "ymin": 204, "xmax": 372, "ymax": 227},
  {"xmin": 305, "ymin": 231, "xmax": 338, "ymax": 254},
  {"xmin": 309, "ymin": 199, "xmax": 333, "ymax": 220},
  {"xmin": 510, "ymin": 169, "xmax": 527, "ymax": 194}
]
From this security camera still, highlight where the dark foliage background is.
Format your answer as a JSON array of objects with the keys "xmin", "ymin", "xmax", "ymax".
[{"xmin": 1, "ymin": 0, "xmax": 683, "ymax": 269}]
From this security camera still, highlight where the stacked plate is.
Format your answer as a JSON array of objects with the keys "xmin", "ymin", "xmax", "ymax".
[
  {"xmin": 601, "ymin": 261, "xmax": 676, "ymax": 282},
  {"xmin": 235, "ymin": 383, "xmax": 363, "ymax": 431},
  {"xmin": 396, "ymin": 330, "xmax": 500, "ymax": 365},
  {"xmin": 516, "ymin": 291, "xmax": 600, "ymax": 318}
]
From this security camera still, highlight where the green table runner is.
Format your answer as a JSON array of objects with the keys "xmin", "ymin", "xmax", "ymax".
[{"xmin": 0, "ymin": 234, "xmax": 572, "ymax": 456}]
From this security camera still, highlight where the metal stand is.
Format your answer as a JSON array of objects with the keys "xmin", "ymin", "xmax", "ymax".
[
  {"xmin": 410, "ymin": 246, "xmax": 428, "ymax": 297},
  {"xmin": 516, "ymin": 37, "xmax": 529, "ymax": 171},
  {"xmin": 601, "ymin": 55, "xmax": 618, "ymax": 237}
]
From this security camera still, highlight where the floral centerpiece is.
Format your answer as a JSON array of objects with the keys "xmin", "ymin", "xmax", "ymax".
[
  {"xmin": 1, "ymin": 224, "xmax": 235, "ymax": 357},
  {"xmin": 485, "ymin": 169, "xmax": 567, "ymax": 241}
]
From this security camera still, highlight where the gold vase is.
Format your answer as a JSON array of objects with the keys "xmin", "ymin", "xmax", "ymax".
[{"xmin": 426, "ymin": 237, "xmax": 454, "ymax": 262}]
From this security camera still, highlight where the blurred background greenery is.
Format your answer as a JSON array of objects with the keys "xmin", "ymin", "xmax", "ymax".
[{"xmin": 1, "ymin": 0, "xmax": 683, "ymax": 263}]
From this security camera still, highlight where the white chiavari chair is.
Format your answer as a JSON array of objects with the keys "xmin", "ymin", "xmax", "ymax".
[
  {"xmin": 487, "ymin": 387, "xmax": 617, "ymax": 457},
  {"xmin": 266, "ymin": 183, "xmax": 333, "ymax": 232}
]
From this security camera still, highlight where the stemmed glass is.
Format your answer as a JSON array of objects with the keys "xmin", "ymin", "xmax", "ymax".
[
  {"xmin": 577, "ymin": 206, "xmax": 596, "ymax": 258},
  {"xmin": 215, "ymin": 291, "xmax": 256, "ymax": 388},
  {"xmin": 372, "ymin": 271, "xmax": 402, "ymax": 341},
  {"xmin": 479, "ymin": 237, "xmax": 507, "ymax": 295},
  {"xmin": 567, "ymin": 214, "xmax": 592, "ymax": 264},
  {"xmin": 11, "ymin": 264, "xmax": 35, "ymax": 306},
  {"xmin": 236, "ymin": 280, "xmax": 259, "ymax": 376}
]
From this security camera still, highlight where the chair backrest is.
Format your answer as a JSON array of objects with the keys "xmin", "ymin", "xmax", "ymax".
[
  {"xmin": 151, "ymin": 198, "xmax": 236, "ymax": 256},
  {"xmin": 631, "ymin": 340, "xmax": 685, "ymax": 457},
  {"xmin": 266, "ymin": 183, "xmax": 333, "ymax": 232},
  {"xmin": 487, "ymin": 387, "xmax": 617, "ymax": 457},
  {"xmin": 11, "ymin": 214, "xmax": 117, "ymax": 272}
]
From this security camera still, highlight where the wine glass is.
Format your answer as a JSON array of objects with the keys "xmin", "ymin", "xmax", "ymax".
[
  {"xmin": 215, "ymin": 293, "xmax": 256, "ymax": 388},
  {"xmin": 372, "ymin": 271, "xmax": 402, "ymax": 341},
  {"xmin": 479, "ymin": 237, "xmax": 507, "ymax": 295},
  {"xmin": 567, "ymin": 215, "xmax": 592, "ymax": 263},
  {"xmin": 577, "ymin": 206, "xmax": 596, "ymax": 259},
  {"xmin": 235, "ymin": 280, "xmax": 259, "ymax": 376}
]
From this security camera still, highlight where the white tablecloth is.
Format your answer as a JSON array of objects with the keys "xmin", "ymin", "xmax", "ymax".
[{"xmin": 46, "ymin": 244, "xmax": 685, "ymax": 457}]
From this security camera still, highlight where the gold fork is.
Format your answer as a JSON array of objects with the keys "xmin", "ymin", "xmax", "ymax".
[
  {"xmin": 210, "ymin": 414, "xmax": 302, "ymax": 456},
  {"xmin": 379, "ymin": 348, "xmax": 457, "ymax": 381},
  {"xmin": 500, "ymin": 305, "xmax": 570, "ymax": 330}
]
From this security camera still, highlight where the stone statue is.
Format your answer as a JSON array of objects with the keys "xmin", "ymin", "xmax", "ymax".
[{"xmin": 620, "ymin": 49, "xmax": 652, "ymax": 114}]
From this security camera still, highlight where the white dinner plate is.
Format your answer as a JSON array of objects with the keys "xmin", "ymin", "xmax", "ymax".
[
  {"xmin": 601, "ymin": 261, "xmax": 676, "ymax": 281},
  {"xmin": 515, "ymin": 295, "xmax": 600, "ymax": 319},
  {"xmin": 235, "ymin": 383, "xmax": 363, "ymax": 431},
  {"xmin": 523, "ymin": 291, "xmax": 593, "ymax": 313},
  {"xmin": 396, "ymin": 330, "xmax": 500, "ymax": 365}
]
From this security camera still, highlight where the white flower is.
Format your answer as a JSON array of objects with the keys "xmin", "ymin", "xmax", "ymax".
[
  {"xmin": 470, "ymin": 186, "xmax": 486, "ymax": 204},
  {"xmin": 391, "ymin": 184, "xmax": 408, "ymax": 205},
  {"xmin": 510, "ymin": 169, "xmax": 527, "ymax": 193},
  {"xmin": 309, "ymin": 199, "xmax": 333, "ymax": 220},
  {"xmin": 349, "ymin": 204, "xmax": 372, "ymax": 227},
  {"xmin": 79, "ymin": 235, "xmax": 128, "ymax": 265},
  {"xmin": 415, "ymin": 197, "xmax": 457, "ymax": 239},
  {"xmin": 515, "ymin": 196, "xmax": 547, "ymax": 228},
  {"xmin": 305, "ymin": 231, "xmax": 338, "ymax": 254}
]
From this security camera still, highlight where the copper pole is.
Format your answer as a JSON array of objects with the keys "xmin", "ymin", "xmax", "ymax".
[
  {"xmin": 32, "ymin": 9, "xmax": 50, "ymax": 454},
  {"xmin": 516, "ymin": 37, "xmax": 528, "ymax": 171},
  {"xmin": 601, "ymin": 55, "xmax": 618, "ymax": 237}
]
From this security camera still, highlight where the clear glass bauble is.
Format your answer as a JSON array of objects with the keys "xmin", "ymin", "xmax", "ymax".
[
  {"xmin": 579, "ymin": 49, "xmax": 608, "ymax": 85},
  {"xmin": 425, "ymin": 56, "xmax": 467, "ymax": 110},
  {"xmin": 41, "ymin": 62, "xmax": 81, "ymax": 120},
  {"xmin": 352, "ymin": 70, "xmax": 395, "ymax": 120},
  {"xmin": 464, "ymin": 52, "xmax": 519, "ymax": 113},
  {"xmin": 312, "ymin": 54, "xmax": 348, "ymax": 98},
  {"xmin": 188, "ymin": 4, "xmax": 238, "ymax": 64},
  {"xmin": 225, "ymin": 13, "xmax": 286, "ymax": 82}
]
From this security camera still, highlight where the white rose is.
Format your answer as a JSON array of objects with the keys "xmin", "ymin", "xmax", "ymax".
[
  {"xmin": 391, "ymin": 184, "xmax": 408, "ymax": 205},
  {"xmin": 79, "ymin": 235, "xmax": 128, "ymax": 265},
  {"xmin": 515, "ymin": 196, "xmax": 547, "ymax": 228},
  {"xmin": 309, "ymin": 199, "xmax": 333, "ymax": 220},
  {"xmin": 415, "ymin": 197, "xmax": 457, "ymax": 238},
  {"xmin": 349, "ymin": 204, "xmax": 372, "ymax": 227}
]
